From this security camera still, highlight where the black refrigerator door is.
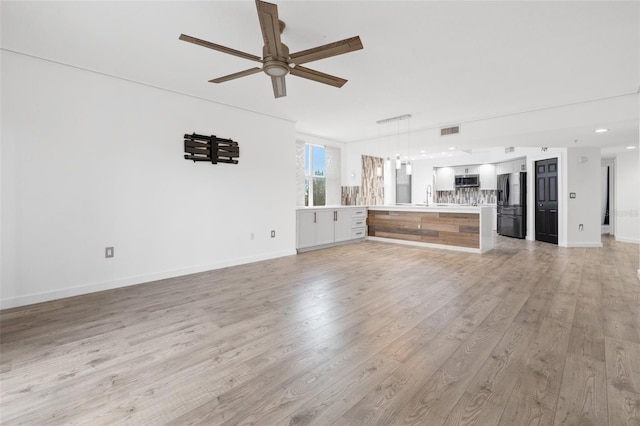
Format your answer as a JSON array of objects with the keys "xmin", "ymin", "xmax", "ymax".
[
  {"xmin": 498, "ymin": 214, "xmax": 526, "ymax": 239},
  {"xmin": 519, "ymin": 172, "xmax": 527, "ymax": 205},
  {"xmin": 497, "ymin": 174, "xmax": 508, "ymax": 206}
]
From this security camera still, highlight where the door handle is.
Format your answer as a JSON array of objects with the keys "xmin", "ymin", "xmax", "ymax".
[
  {"xmin": 539, "ymin": 203, "xmax": 543, "ymax": 207},
  {"xmin": 314, "ymin": 212, "xmax": 316, "ymax": 223},
  {"xmin": 334, "ymin": 210, "xmax": 337, "ymax": 221}
]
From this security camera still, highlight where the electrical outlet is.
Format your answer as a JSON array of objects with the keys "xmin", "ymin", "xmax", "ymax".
[
  {"xmin": 271, "ymin": 230, "xmax": 276, "ymax": 238},
  {"xmin": 570, "ymin": 193, "xmax": 576, "ymax": 199},
  {"xmin": 105, "ymin": 247, "xmax": 114, "ymax": 258}
]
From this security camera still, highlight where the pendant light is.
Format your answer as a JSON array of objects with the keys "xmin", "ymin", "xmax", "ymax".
[
  {"xmin": 405, "ymin": 116, "xmax": 412, "ymax": 175},
  {"xmin": 376, "ymin": 114, "xmax": 412, "ymax": 171},
  {"xmin": 376, "ymin": 125, "xmax": 382, "ymax": 177},
  {"xmin": 385, "ymin": 121, "xmax": 391, "ymax": 167},
  {"xmin": 395, "ymin": 120, "xmax": 401, "ymax": 169}
]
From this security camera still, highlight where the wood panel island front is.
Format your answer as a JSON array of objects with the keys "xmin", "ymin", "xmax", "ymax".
[{"xmin": 367, "ymin": 205, "xmax": 494, "ymax": 253}]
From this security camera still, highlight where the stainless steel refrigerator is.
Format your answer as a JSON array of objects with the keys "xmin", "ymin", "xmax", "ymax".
[{"xmin": 497, "ymin": 172, "xmax": 527, "ymax": 238}]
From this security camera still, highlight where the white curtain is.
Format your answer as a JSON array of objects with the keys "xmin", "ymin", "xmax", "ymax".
[
  {"xmin": 295, "ymin": 141, "xmax": 305, "ymax": 206},
  {"xmin": 325, "ymin": 146, "xmax": 341, "ymax": 206}
]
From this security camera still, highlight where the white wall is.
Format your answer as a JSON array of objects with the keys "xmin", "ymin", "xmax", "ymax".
[
  {"xmin": 564, "ymin": 147, "xmax": 602, "ymax": 247},
  {"xmin": 1, "ymin": 52, "xmax": 297, "ymax": 309},
  {"xmin": 615, "ymin": 150, "xmax": 640, "ymax": 244},
  {"xmin": 343, "ymin": 138, "xmax": 381, "ymax": 188}
]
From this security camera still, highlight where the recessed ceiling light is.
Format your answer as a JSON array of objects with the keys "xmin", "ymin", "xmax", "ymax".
[
  {"xmin": 420, "ymin": 150, "xmax": 425, "ymax": 153},
  {"xmin": 594, "ymin": 128, "xmax": 609, "ymax": 133},
  {"xmin": 441, "ymin": 152, "xmax": 447, "ymax": 155},
  {"xmin": 448, "ymin": 146, "xmax": 456, "ymax": 150},
  {"xmin": 626, "ymin": 146, "xmax": 637, "ymax": 150}
]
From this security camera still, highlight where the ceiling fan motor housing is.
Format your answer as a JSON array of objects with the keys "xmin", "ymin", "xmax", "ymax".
[{"xmin": 262, "ymin": 44, "xmax": 290, "ymax": 77}]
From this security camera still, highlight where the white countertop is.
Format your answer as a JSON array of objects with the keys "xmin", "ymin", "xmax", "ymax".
[
  {"xmin": 368, "ymin": 204, "xmax": 492, "ymax": 214},
  {"xmin": 296, "ymin": 205, "xmax": 367, "ymax": 210},
  {"xmin": 296, "ymin": 204, "xmax": 495, "ymax": 213}
]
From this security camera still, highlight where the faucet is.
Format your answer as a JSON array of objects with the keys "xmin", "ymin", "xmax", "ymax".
[{"xmin": 425, "ymin": 185, "xmax": 432, "ymax": 206}]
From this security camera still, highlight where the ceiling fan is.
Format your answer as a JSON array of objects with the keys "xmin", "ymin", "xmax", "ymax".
[{"xmin": 179, "ymin": 0, "xmax": 363, "ymax": 98}]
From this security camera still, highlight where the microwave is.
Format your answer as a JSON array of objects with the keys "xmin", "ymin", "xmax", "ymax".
[{"xmin": 455, "ymin": 174, "xmax": 480, "ymax": 188}]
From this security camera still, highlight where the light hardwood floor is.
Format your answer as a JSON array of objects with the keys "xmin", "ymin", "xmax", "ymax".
[{"xmin": 1, "ymin": 236, "xmax": 639, "ymax": 425}]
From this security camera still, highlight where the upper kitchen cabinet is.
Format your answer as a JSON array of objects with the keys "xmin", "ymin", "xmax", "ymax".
[
  {"xmin": 496, "ymin": 161, "xmax": 509, "ymax": 174},
  {"xmin": 454, "ymin": 165, "xmax": 479, "ymax": 175},
  {"xmin": 478, "ymin": 164, "xmax": 497, "ymax": 190},
  {"xmin": 496, "ymin": 158, "xmax": 527, "ymax": 174},
  {"xmin": 513, "ymin": 158, "xmax": 527, "ymax": 172},
  {"xmin": 435, "ymin": 167, "xmax": 455, "ymax": 191}
]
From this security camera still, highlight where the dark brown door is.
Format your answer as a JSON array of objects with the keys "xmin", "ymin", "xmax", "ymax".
[{"xmin": 535, "ymin": 158, "xmax": 558, "ymax": 244}]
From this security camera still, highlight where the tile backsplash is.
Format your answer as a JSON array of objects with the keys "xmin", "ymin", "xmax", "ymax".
[
  {"xmin": 341, "ymin": 186, "xmax": 360, "ymax": 205},
  {"xmin": 437, "ymin": 188, "xmax": 496, "ymax": 205}
]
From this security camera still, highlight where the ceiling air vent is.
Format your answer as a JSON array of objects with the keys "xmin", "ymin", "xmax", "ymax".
[{"xmin": 440, "ymin": 126, "xmax": 460, "ymax": 136}]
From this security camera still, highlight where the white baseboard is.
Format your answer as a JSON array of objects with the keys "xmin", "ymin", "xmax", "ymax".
[
  {"xmin": 615, "ymin": 236, "xmax": 640, "ymax": 244},
  {"xmin": 563, "ymin": 242, "xmax": 604, "ymax": 248},
  {"xmin": 0, "ymin": 249, "xmax": 296, "ymax": 310},
  {"xmin": 367, "ymin": 236, "xmax": 484, "ymax": 254}
]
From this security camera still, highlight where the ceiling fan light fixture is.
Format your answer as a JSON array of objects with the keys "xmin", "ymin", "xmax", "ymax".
[{"xmin": 263, "ymin": 61, "xmax": 289, "ymax": 77}]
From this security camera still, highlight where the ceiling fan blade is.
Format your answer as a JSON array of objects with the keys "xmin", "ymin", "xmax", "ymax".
[
  {"xmin": 179, "ymin": 34, "xmax": 262, "ymax": 63},
  {"xmin": 209, "ymin": 67, "xmax": 262, "ymax": 83},
  {"xmin": 271, "ymin": 75, "xmax": 287, "ymax": 98},
  {"xmin": 255, "ymin": 0, "xmax": 285, "ymax": 59},
  {"xmin": 289, "ymin": 36, "xmax": 363, "ymax": 65},
  {"xmin": 289, "ymin": 65, "xmax": 347, "ymax": 88}
]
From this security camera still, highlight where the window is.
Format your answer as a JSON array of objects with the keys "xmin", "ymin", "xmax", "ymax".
[{"xmin": 304, "ymin": 144, "xmax": 326, "ymax": 206}]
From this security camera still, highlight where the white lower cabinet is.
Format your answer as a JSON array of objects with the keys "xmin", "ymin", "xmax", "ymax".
[
  {"xmin": 296, "ymin": 210, "xmax": 320, "ymax": 249},
  {"xmin": 297, "ymin": 207, "xmax": 367, "ymax": 251},
  {"xmin": 334, "ymin": 209, "xmax": 353, "ymax": 242},
  {"xmin": 492, "ymin": 206, "xmax": 498, "ymax": 231}
]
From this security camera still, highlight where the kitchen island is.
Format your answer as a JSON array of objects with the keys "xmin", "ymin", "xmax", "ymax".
[{"xmin": 367, "ymin": 205, "xmax": 494, "ymax": 253}]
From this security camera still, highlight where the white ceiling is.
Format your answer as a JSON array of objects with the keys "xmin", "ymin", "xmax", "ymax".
[{"xmin": 2, "ymin": 1, "xmax": 639, "ymax": 156}]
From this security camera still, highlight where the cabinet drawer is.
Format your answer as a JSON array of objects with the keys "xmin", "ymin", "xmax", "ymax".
[
  {"xmin": 351, "ymin": 217, "xmax": 366, "ymax": 229},
  {"xmin": 351, "ymin": 209, "xmax": 367, "ymax": 218},
  {"xmin": 351, "ymin": 227, "xmax": 367, "ymax": 239}
]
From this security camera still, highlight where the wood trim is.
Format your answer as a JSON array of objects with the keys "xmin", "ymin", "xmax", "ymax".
[{"xmin": 368, "ymin": 210, "xmax": 480, "ymax": 249}]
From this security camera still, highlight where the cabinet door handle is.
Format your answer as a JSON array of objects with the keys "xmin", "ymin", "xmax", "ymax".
[
  {"xmin": 334, "ymin": 210, "xmax": 337, "ymax": 221},
  {"xmin": 314, "ymin": 212, "xmax": 316, "ymax": 223}
]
